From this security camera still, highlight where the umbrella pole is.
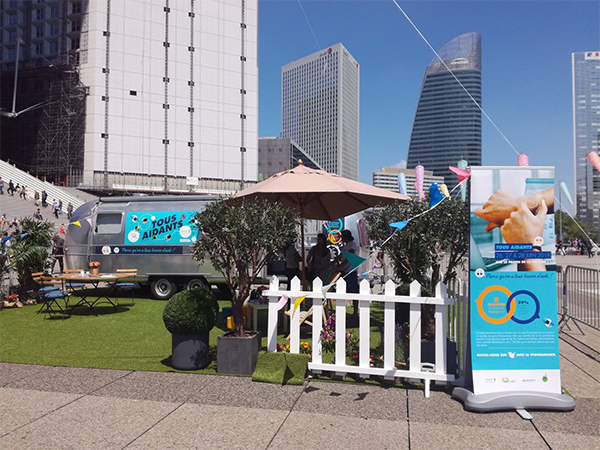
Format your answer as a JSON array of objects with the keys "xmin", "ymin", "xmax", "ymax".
[{"xmin": 300, "ymin": 221, "xmax": 306, "ymax": 289}]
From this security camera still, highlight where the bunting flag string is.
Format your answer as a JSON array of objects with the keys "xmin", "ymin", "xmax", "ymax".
[
  {"xmin": 291, "ymin": 295, "xmax": 307, "ymax": 318},
  {"xmin": 275, "ymin": 295, "xmax": 288, "ymax": 311},
  {"xmin": 340, "ymin": 250, "xmax": 368, "ymax": 270}
]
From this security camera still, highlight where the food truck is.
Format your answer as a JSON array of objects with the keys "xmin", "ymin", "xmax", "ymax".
[{"xmin": 64, "ymin": 195, "xmax": 224, "ymax": 299}]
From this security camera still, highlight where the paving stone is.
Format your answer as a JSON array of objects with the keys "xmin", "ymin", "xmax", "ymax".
[
  {"xmin": 408, "ymin": 389, "xmax": 533, "ymax": 430},
  {"xmin": 0, "ymin": 363, "xmax": 48, "ymax": 387},
  {"xmin": 269, "ymin": 410, "xmax": 409, "ymax": 450},
  {"xmin": 0, "ymin": 395, "xmax": 177, "ymax": 450},
  {"xmin": 292, "ymin": 380, "xmax": 407, "ymax": 421},
  {"xmin": 409, "ymin": 422, "xmax": 548, "ymax": 450},
  {"xmin": 558, "ymin": 358, "xmax": 600, "ymax": 399},
  {"xmin": 0, "ymin": 388, "xmax": 80, "ymax": 436},
  {"xmin": 92, "ymin": 371, "xmax": 217, "ymax": 403},
  {"xmin": 532, "ymin": 397, "xmax": 600, "ymax": 436},
  {"xmin": 4, "ymin": 366, "xmax": 131, "ymax": 395},
  {"xmin": 541, "ymin": 431, "xmax": 600, "ymax": 450},
  {"xmin": 187, "ymin": 375, "xmax": 305, "ymax": 411},
  {"xmin": 126, "ymin": 403, "xmax": 286, "ymax": 450}
]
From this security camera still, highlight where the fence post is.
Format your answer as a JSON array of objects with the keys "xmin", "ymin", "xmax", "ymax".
[
  {"xmin": 409, "ymin": 280, "xmax": 422, "ymax": 373},
  {"xmin": 383, "ymin": 279, "xmax": 397, "ymax": 377},
  {"xmin": 358, "ymin": 279, "xmax": 371, "ymax": 372},
  {"xmin": 267, "ymin": 275, "xmax": 280, "ymax": 352},
  {"xmin": 312, "ymin": 277, "xmax": 324, "ymax": 365},
  {"xmin": 435, "ymin": 282, "xmax": 448, "ymax": 376},
  {"xmin": 335, "ymin": 277, "xmax": 347, "ymax": 369},
  {"xmin": 289, "ymin": 276, "xmax": 302, "ymax": 354}
]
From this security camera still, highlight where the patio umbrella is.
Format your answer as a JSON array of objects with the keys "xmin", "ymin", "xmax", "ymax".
[{"xmin": 232, "ymin": 161, "xmax": 410, "ymax": 285}]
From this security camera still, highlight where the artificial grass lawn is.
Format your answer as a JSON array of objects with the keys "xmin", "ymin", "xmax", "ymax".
[
  {"xmin": 252, "ymin": 352, "xmax": 308, "ymax": 385},
  {"xmin": 0, "ymin": 294, "xmax": 387, "ymax": 376}
]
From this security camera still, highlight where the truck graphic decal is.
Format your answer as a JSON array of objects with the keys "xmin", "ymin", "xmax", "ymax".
[{"xmin": 124, "ymin": 211, "xmax": 198, "ymax": 245}]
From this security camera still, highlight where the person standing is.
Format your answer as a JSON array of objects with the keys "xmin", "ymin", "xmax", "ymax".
[
  {"xmin": 20, "ymin": 185, "xmax": 27, "ymax": 200},
  {"xmin": 52, "ymin": 200, "xmax": 59, "ymax": 219},
  {"xmin": 284, "ymin": 239, "xmax": 302, "ymax": 289},
  {"xmin": 338, "ymin": 229, "xmax": 359, "ymax": 317},
  {"xmin": 307, "ymin": 233, "xmax": 331, "ymax": 283},
  {"xmin": 34, "ymin": 190, "xmax": 40, "ymax": 206},
  {"xmin": 67, "ymin": 202, "xmax": 73, "ymax": 220},
  {"xmin": 58, "ymin": 199, "xmax": 63, "ymax": 214},
  {"xmin": 51, "ymin": 233, "xmax": 65, "ymax": 273},
  {"xmin": 0, "ymin": 177, "xmax": 4, "ymax": 195},
  {"xmin": 41, "ymin": 190, "xmax": 48, "ymax": 207}
]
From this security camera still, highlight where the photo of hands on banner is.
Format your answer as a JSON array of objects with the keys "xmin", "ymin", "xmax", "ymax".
[{"xmin": 470, "ymin": 168, "xmax": 555, "ymax": 272}]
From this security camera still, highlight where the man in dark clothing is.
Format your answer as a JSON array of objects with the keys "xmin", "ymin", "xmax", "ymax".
[
  {"xmin": 41, "ymin": 190, "xmax": 48, "ymax": 207},
  {"xmin": 52, "ymin": 234, "xmax": 65, "ymax": 273},
  {"xmin": 8, "ymin": 180, "xmax": 15, "ymax": 196}
]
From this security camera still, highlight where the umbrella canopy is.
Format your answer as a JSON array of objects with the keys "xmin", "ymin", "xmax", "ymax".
[{"xmin": 233, "ymin": 162, "xmax": 410, "ymax": 220}]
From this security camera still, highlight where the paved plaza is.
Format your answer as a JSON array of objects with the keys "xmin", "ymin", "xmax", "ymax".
[{"xmin": 0, "ymin": 320, "xmax": 598, "ymax": 450}]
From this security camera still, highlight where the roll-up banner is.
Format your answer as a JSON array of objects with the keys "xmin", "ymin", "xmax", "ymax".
[{"xmin": 469, "ymin": 167, "xmax": 561, "ymax": 396}]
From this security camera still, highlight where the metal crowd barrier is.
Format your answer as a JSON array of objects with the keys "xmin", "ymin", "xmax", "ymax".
[{"xmin": 559, "ymin": 265, "xmax": 600, "ymax": 331}]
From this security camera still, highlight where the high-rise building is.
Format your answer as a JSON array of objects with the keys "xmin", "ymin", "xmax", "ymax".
[
  {"xmin": 258, "ymin": 137, "xmax": 321, "ymax": 180},
  {"xmin": 573, "ymin": 52, "xmax": 600, "ymax": 234},
  {"xmin": 281, "ymin": 43, "xmax": 360, "ymax": 180},
  {"xmin": 372, "ymin": 166, "xmax": 444, "ymax": 197},
  {"xmin": 0, "ymin": 0, "xmax": 258, "ymax": 193},
  {"xmin": 407, "ymin": 32, "xmax": 482, "ymax": 187}
]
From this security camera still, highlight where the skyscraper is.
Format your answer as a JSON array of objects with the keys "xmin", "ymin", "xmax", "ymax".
[
  {"xmin": 281, "ymin": 43, "xmax": 360, "ymax": 180},
  {"xmin": 407, "ymin": 32, "xmax": 482, "ymax": 187},
  {"xmin": 0, "ymin": 0, "xmax": 258, "ymax": 193},
  {"xmin": 573, "ymin": 51, "xmax": 600, "ymax": 234}
]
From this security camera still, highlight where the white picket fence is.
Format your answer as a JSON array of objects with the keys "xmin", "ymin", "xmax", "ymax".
[{"xmin": 265, "ymin": 275, "xmax": 458, "ymax": 397}]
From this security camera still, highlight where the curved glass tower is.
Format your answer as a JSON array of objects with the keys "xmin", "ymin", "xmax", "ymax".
[{"xmin": 407, "ymin": 33, "xmax": 482, "ymax": 187}]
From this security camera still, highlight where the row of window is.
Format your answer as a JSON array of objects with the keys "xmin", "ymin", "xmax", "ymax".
[{"xmin": 2, "ymin": 38, "xmax": 81, "ymax": 60}]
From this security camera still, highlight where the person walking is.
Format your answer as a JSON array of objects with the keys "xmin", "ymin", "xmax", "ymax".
[
  {"xmin": 67, "ymin": 202, "xmax": 73, "ymax": 220},
  {"xmin": 58, "ymin": 199, "xmax": 63, "ymax": 214},
  {"xmin": 41, "ymin": 190, "xmax": 48, "ymax": 207},
  {"xmin": 8, "ymin": 180, "xmax": 15, "ymax": 196},
  {"xmin": 0, "ymin": 177, "xmax": 4, "ymax": 195},
  {"xmin": 52, "ymin": 200, "xmax": 59, "ymax": 219},
  {"xmin": 20, "ymin": 185, "xmax": 27, "ymax": 200}
]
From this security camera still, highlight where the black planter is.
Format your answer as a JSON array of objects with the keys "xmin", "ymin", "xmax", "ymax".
[
  {"xmin": 171, "ymin": 333, "xmax": 210, "ymax": 370},
  {"xmin": 217, "ymin": 331, "xmax": 260, "ymax": 375},
  {"xmin": 421, "ymin": 339, "xmax": 457, "ymax": 375}
]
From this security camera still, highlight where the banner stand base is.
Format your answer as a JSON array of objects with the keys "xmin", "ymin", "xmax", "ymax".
[{"xmin": 452, "ymin": 387, "xmax": 576, "ymax": 413}]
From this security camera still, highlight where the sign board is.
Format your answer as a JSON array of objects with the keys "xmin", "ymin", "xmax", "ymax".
[
  {"xmin": 469, "ymin": 167, "xmax": 561, "ymax": 396},
  {"xmin": 124, "ymin": 211, "xmax": 199, "ymax": 246}
]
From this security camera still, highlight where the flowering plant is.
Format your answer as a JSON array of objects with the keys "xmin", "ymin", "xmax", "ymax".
[
  {"xmin": 277, "ymin": 341, "xmax": 311, "ymax": 360},
  {"xmin": 89, "ymin": 261, "xmax": 100, "ymax": 268},
  {"xmin": 319, "ymin": 314, "xmax": 353, "ymax": 354}
]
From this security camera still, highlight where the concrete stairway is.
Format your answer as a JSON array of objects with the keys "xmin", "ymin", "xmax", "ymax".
[{"xmin": 0, "ymin": 159, "xmax": 94, "ymax": 211}]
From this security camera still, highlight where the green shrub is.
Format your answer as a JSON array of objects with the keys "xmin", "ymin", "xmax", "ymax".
[{"xmin": 162, "ymin": 289, "xmax": 218, "ymax": 335}]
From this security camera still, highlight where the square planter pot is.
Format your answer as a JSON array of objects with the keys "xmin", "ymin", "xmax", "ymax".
[
  {"xmin": 171, "ymin": 333, "xmax": 210, "ymax": 370},
  {"xmin": 217, "ymin": 331, "xmax": 260, "ymax": 375},
  {"xmin": 421, "ymin": 339, "xmax": 457, "ymax": 376}
]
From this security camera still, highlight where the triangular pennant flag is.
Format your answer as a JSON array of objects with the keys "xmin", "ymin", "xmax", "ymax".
[
  {"xmin": 429, "ymin": 183, "xmax": 444, "ymax": 209},
  {"xmin": 389, "ymin": 220, "xmax": 409, "ymax": 232},
  {"xmin": 559, "ymin": 182, "xmax": 573, "ymax": 205},
  {"xmin": 20, "ymin": 233, "xmax": 28, "ymax": 240},
  {"xmin": 449, "ymin": 165, "xmax": 471, "ymax": 182},
  {"xmin": 275, "ymin": 295, "xmax": 288, "ymax": 311},
  {"xmin": 439, "ymin": 183, "xmax": 450, "ymax": 198},
  {"xmin": 70, "ymin": 221, "xmax": 81, "ymax": 227},
  {"xmin": 86, "ymin": 217, "xmax": 93, "ymax": 226},
  {"xmin": 340, "ymin": 250, "xmax": 367, "ymax": 270},
  {"xmin": 292, "ymin": 295, "xmax": 307, "ymax": 319}
]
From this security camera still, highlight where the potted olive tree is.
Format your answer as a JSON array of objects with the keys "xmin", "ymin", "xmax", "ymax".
[
  {"xmin": 192, "ymin": 198, "xmax": 299, "ymax": 375},
  {"xmin": 162, "ymin": 288, "xmax": 219, "ymax": 370}
]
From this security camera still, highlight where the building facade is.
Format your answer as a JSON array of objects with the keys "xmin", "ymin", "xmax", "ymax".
[
  {"xmin": 258, "ymin": 137, "xmax": 321, "ymax": 180},
  {"xmin": 373, "ymin": 166, "xmax": 444, "ymax": 197},
  {"xmin": 407, "ymin": 32, "xmax": 482, "ymax": 187},
  {"xmin": 281, "ymin": 43, "xmax": 360, "ymax": 180},
  {"xmin": 573, "ymin": 51, "xmax": 600, "ymax": 234},
  {"xmin": 1, "ymin": 0, "xmax": 258, "ymax": 193}
]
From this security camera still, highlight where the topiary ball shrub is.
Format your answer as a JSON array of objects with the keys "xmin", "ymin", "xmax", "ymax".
[{"xmin": 163, "ymin": 289, "xmax": 218, "ymax": 335}]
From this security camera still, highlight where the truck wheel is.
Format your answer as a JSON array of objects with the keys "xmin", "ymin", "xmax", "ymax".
[
  {"xmin": 187, "ymin": 278, "xmax": 210, "ymax": 291},
  {"xmin": 150, "ymin": 278, "xmax": 178, "ymax": 300}
]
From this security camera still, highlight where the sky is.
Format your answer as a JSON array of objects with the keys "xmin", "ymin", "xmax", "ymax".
[{"xmin": 257, "ymin": 0, "xmax": 600, "ymax": 213}]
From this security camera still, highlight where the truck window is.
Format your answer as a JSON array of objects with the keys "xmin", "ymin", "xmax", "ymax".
[{"xmin": 95, "ymin": 213, "xmax": 123, "ymax": 234}]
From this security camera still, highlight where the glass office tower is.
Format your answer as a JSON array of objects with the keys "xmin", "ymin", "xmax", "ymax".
[
  {"xmin": 407, "ymin": 33, "xmax": 482, "ymax": 187},
  {"xmin": 282, "ymin": 43, "xmax": 360, "ymax": 180},
  {"xmin": 573, "ymin": 52, "xmax": 600, "ymax": 235}
]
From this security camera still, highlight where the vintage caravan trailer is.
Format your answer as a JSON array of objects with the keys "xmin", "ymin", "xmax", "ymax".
[{"xmin": 64, "ymin": 195, "xmax": 223, "ymax": 299}]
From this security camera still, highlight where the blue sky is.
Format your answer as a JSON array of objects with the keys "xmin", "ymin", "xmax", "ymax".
[{"xmin": 258, "ymin": 0, "xmax": 599, "ymax": 212}]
